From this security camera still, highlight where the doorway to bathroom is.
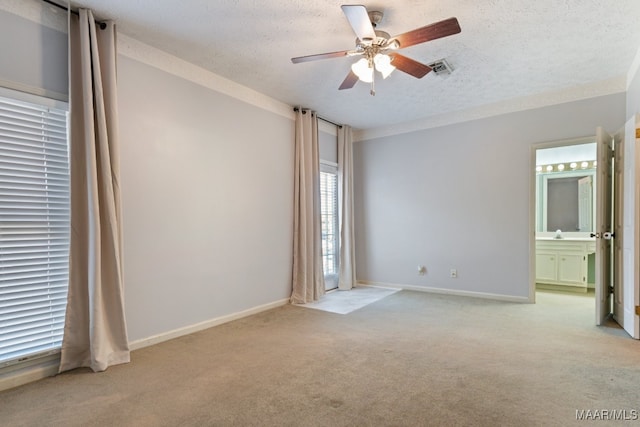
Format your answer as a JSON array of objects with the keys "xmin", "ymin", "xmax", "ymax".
[{"xmin": 532, "ymin": 128, "xmax": 624, "ymax": 330}]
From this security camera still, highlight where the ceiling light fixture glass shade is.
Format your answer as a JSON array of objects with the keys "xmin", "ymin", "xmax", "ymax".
[
  {"xmin": 374, "ymin": 53, "xmax": 395, "ymax": 79},
  {"xmin": 351, "ymin": 58, "xmax": 373, "ymax": 83},
  {"xmin": 351, "ymin": 53, "xmax": 396, "ymax": 83}
]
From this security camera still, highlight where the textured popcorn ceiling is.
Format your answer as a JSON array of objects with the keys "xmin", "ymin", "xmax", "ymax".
[{"xmin": 63, "ymin": 1, "xmax": 640, "ymax": 130}]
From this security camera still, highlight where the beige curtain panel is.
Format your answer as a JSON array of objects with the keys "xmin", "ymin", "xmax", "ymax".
[
  {"xmin": 338, "ymin": 125, "xmax": 356, "ymax": 290},
  {"xmin": 290, "ymin": 109, "xmax": 325, "ymax": 304},
  {"xmin": 59, "ymin": 9, "xmax": 130, "ymax": 373}
]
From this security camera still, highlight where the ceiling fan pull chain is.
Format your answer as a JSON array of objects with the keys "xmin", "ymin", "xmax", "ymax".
[{"xmin": 370, "ymin": 68, "xmax": 376, "ymax": 96}]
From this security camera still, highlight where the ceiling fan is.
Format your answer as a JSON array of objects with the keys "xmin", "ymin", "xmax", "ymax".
[{"xmin": 291, "ymin": 4, "xmax": 461, "ymax": 95}]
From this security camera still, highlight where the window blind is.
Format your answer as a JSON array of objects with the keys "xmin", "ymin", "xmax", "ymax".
[
  {"xmin": 0, "ymin": 94, "xmax": 69, "ymax": 366},
  {"xmin": 320, "ymin": 169, "xmax": 339, "ymax": 277}
]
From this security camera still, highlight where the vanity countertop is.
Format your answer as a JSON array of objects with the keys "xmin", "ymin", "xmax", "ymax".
[{"xmin": 536, "ymin": 237, "xmax": 595, "ymax": 242}]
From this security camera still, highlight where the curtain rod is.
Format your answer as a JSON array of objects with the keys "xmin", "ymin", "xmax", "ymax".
[
  {"xmin": 41, "ymin": 0, "xmax": 107, "ymax": 29},
  {"xmin": 293, "ymin": 107, "xmax": 342, "ymax": 128}
]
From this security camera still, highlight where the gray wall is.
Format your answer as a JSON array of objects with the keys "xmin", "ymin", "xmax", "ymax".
[
  {"xmin": 319, "ymin": 128, "xmax": 337, "ymax": 164},
  {"xmin": 0, "ymin": 8, "xmax": 67, "ymax": 98},
  {"xmin": 117, "ymin": 56, "xmax": 294, "ymax": 342},
  {"xmin": 353, "ymin": 94, "xmax": 626, "ymax": 298},
  {"xmin": 0, "ymin": 4, "xmax": 295, "ymax": 345},
  {"xmin": 627, "ymin": 63, "xmax": 640, "ymax": 119}
]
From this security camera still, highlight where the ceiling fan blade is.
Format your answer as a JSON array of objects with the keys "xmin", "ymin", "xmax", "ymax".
[
  {"xmin": 339, "ymin": 70, "xmax": 359, "ymax": 90},
  {"xmin": 291, "ymin": 50, "xmax": 352, "ymax": 64},
  {"xmin": 391, "ymin": 54, "xmax": 432, "ymax": 78},
  {"xmin": 392, "ymin": 17, "xmax": 461, "ymax": 49},
  {"xmin": 341, "ymin": 5, "xmax": 376, "ymax": 44}
]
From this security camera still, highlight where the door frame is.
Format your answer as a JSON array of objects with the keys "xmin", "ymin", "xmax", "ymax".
[{"xmin": 529, "ymin": 135, "xmax": 599, "ymax": 303}]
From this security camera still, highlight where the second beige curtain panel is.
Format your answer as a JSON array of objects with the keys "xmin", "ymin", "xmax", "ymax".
[
  {"xmin": 338, "ymin": 125, "xmax": 356, "ymax": 290},
  {"xmin": 59, "ymin": 9, "xmax": 130, "ymax": 373}
]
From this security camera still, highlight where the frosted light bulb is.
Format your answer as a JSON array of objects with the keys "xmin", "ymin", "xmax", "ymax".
[
  {"xmin": 374, "ymin": 54, "xmax": 395, "ymax": 79},
  {"xmin": 351, "ymin": 58, "xmax": 373, "ymax": 83}
]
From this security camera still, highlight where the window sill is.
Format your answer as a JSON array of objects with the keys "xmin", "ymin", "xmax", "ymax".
[{"xmin": 0, "ymin": 353, "xmax": 60, "ymax": 392}]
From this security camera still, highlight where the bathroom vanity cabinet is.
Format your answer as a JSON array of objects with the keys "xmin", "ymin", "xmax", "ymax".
[{"xmin": 535, "ymin": 239, "xmax": 596, "ymax": 289}]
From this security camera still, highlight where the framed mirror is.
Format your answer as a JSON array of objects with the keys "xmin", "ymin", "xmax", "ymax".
[
  {"xmin": 535, "ymin": 142, "xmax": 597, "ymax": 237},
  {"xmin": 537, "ymin": 170, "xmax": 596, "ymax": 233}
]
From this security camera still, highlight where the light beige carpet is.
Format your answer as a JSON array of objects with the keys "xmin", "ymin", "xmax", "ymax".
[{"xmin": 2, "ymin": 290, "xmax": 640, "ymax": 426}]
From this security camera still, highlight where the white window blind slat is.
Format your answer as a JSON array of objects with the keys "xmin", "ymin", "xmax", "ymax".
[
  {"xmin": 0, "ymin": 92, "xmax": 69, "ymax": 366},
  {"xmin": 320, "ymin": 170, "xmax": 339, "ymax": 277},
  {"xmin": 0, "ymin": 273, "xmax": 68, "ymax": 287},
  {"xmin": 1, "ymin": 323, "xmax": 66, "ymax": 347},
  {"xmin": 0, "ymin": 268, "xmax": 67, "ymax": 286},
  {"xmin": 0, "ymin": 248, "xmax": 69, "ymax": 259},
  {"xmin": 1, "ymin": 282, "xmax": 68, "ymax": 294},
  {"xmin": 0, "ymin": 132, "xmax": 68, "ymax": 145},
  {"xmin": 0, "ymin": 240, "xmax": 70, "ymax": 248},
  {"xmin": 1, "ymin": 240, "xmax": 68, "ymax": 252},
  {"xmin": 0, "ymin": 131, "xmax": 69, "ymax": 144},
  {"xmin": 0, "ymin": 159, "xmax": 70, "ymax": 173},
  {"xmin": 0, "ymin": 259, "xmax": 68, "ymax": 270},
  {"xmin": 1, "ymin": 192, "xmax": 69, "ymax": 199},
  {"xmin": 1, "ymin": 293, "xmax": 68, "ymax": 311},
  {"xmin": 2, "ymin": 303, "xmax": 68, "ymax": 325},
  {"xmin": 0, "ymin": 330, "xmax": 65, "ymax": 356},
  {"xmin": 1, "ymin": 275, "xmax": 69, "ymax": 288},
  {"xmin": 0, "ymin": 106, "xmax": 67, "ymax": 129},
  {"xmin": 1, "ymin": 300, "xmax": 68, "ymax": 324},
  {"xmin": 2, "ymin": 315, "xmax": 66, "ymax": 334},
  {"xmin": 0, "ymin": 196, "xmax": 70, "ymax": 206}
]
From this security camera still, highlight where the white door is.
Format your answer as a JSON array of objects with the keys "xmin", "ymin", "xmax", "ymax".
[
  {"xmin": 595, "ymin": 127, "xmax": 613, "ymax": 326},
  {"xmin": 613, "ymin": 128, "xmax": 624, "ymax": 325},
  {"xmin": 621, "ymin": 117, "xmax": 640, "ymax": 338}
]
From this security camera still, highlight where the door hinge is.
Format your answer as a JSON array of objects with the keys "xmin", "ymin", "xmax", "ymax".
[
  {"xmin": 608, "ymin": 286, "xmax": 614, "ymax": 294},
  {"xmin": 636, "ymin": 306, "xmax": 640, "ymax": 316}
]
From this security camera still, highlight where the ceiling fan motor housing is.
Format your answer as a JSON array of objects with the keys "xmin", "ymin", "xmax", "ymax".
[
  {"xmin": 356, "ymin": 30, "xmax": 393, "ymax": 50},
  {"xmin": 368, "ymin": 10, "xmax": 383, "ymax": 27}
]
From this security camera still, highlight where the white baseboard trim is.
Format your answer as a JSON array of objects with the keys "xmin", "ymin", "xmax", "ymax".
[
  {"xmin": 129, "ymin": 298, "xmax": 290, "ymax": 351},
  {"xmin": 357, "ymin": 281, "xmax": 532, "ymax": 303}
]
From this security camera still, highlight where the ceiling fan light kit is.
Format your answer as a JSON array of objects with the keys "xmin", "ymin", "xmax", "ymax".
[
  {"xmin": 351, "ymin": 51, "xmax": 395, "ymax": 81},
  {"xmin": 291, "ymin": 4, "xmax": 461, "ymax": 96}
]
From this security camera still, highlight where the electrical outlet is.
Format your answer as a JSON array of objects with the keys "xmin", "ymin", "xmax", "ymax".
[{"xmin": 450, "ymin": 269, "xmax": 457, "ymax": 278}]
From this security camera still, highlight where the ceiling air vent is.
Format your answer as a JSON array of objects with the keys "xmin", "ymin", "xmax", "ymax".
[{"xmin": 428, "ymin": 59, "xmax": 454, "ymax": 76}]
